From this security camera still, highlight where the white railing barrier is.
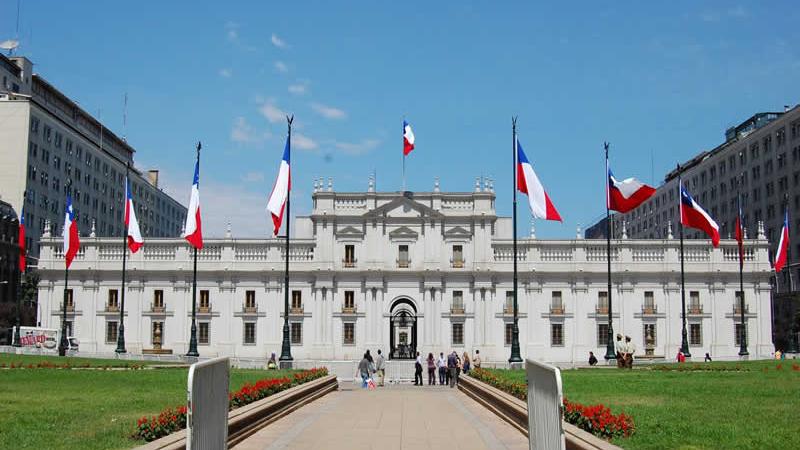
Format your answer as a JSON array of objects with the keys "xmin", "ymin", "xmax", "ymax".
[
  {"xmin": 525, "ymin": 358, "xmax": 565, "ymax": 450},
  {"xmin": 187, "ymin": 356, "xmax": 230, "ymax": 450}
]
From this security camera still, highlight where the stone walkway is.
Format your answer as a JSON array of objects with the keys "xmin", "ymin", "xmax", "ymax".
[{"xmin": 235, "ymin": 383, "xmax": 528, "ymax": 450}]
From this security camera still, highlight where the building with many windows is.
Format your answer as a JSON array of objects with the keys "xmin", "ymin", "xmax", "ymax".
[
  {"xmin": 587, "ymin": 105, "xmax": 800, "ymax": 293},
  {"xmin": 35, "ymin": 181, "xmax": 774, "ymax": 363},
  {"xmin": 0, "ymin": 54, "xmax": 187, "ymax": 261}
]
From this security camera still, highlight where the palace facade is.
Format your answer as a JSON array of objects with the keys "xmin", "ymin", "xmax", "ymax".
[{"xmin": 35, "ymin": 183, "xmax": 775, "ymax": 363}]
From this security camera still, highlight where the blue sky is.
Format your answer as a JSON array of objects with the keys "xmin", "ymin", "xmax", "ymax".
[{"xmin": 3, "ymin": 1, "xmax": 799, "ymax": 237}]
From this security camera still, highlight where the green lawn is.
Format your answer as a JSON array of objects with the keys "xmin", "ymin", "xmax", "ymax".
[
  {"xmin": 0, "ymin": 352, "xmax": 180, "ymax": 368},
  {"xmin": 486, "ymin": 360, "xmax": 800, "ymax": 449},
  {"xmin": 0, "ymin": 354, "xmax": 296, "ymax": 449}
]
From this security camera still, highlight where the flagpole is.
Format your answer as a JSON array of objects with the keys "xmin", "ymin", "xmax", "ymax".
[
  {"xmin": 509, "ymin": 116, "xmax": 522, "ymax": 365},
  {"xmin": 737, "ymin": 175, "xmax": 748, "ymax": 356},
  {"xmin": 115, "ymin": 163, "xmax": 130, "ymax": 354},
  {"xmin": 187, "ymin": 143, "xmax": 201, "ymax": 358},
  {"xmin": 604, "ymin": 143, "xmax": 616, "ymax": 361},
  {"xmin": 59, "ymin": 255, "xmax": 70, "ymax": 357},
  {"xmin": 279, "ymin": 115, "xmax": 294, "ymax": 368},
  {"xmin": 402, "ymin": 154, "xmax": 406, "ymax": 192},
  {"xmin": 677, "ymin": 164, "xmax": 691, "ymax": 358},
  {"xmin": 13, "ymin": 194, "xmax": 25, "ymax": 348}
]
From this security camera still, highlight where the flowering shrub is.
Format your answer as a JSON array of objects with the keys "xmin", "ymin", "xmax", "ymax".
[
  {"xmin": 563, "ymin": 397, "xmax": 634, "ymax": 439},
  {"xmin": 469, "ymin": 368, "xmax": 634, "ymax": 440},
  {"xmin": 134, "ymin": 367, "xmax": 328, "ymax": 442},
  {"xmin": 0, "ymin": 361, "xmax": 144, "ymax": 370}
]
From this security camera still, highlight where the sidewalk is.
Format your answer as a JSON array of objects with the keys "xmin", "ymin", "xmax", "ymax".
[{"xmin": 235, "ymin": 383, "xmax": 528, "ymax": 450}]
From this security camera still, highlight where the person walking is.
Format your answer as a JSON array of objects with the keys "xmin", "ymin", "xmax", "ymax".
[
  {"xmin": 588, "ymin": 351, "xmax": 598, "ymax": 366},
  {"xmin": 676, "ymin": 348, "xmax": 686, "ymax": 363},
  {"xmin": 437, "ymin": 352, "xmax": 446, "ymax": 385},
  {"xmin": 358, "ymin": 352, "xmax": 371, "ymax": 388},
  {"xmin": 455, "ymin": 352, "xmax": 462, "ymax": 386},
  {"xmin": 427, "ymin": 353, "xmax": 436, "ymax": 385},
  {"xmin": 615, "ymin": 334, "xmax": 625, "ymax": 368},
  {"xmin": 473, "ymin": 350, "xmax": 482, "ymax": 370},
  {"xmin": 704, "ymin": 352, "xmax": 712, "ymax": 362},
  {"xmin": 462, "ymin": 352, "xmax": 471, "ymax": 375},
  {"xmin": 447, "ymin": 350, "xmax": 458, "ymax": 388},
  {"xmin": 375, "ymin": 349, "xmax": 386, "ymax": 387},
  {"xmin": 624, "ymin": 335, "xmax": 635, "ymax": 369},
  {"xmin": 414, "ymin": 351, "xmax": 423, "ymax": 386}
]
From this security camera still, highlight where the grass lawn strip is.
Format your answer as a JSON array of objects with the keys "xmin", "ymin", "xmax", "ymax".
[
  {"xmin": 0, "ymin": 352, "xmax": 181, "ymax": 368},
  {"xmin": 484, "ymin": 360, "xmax": 800, "ymax": 450},
  {"xmin": 0, "ymin": 353, "xmax": 299, "ymax": 450}
]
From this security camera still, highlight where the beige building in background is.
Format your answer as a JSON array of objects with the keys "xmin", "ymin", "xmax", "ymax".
[{"xmin": 0, "ymin": 53, "xmax": 186, "ymax": 260}]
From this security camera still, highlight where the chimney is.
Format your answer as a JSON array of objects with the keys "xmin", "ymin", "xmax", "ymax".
[{"xmin": 147, "ymin": 170, "xmax": 159, "ymax": 188}]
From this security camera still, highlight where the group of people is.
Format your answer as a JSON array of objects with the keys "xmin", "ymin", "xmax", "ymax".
[
  {"xmin": 357, "ymin": 349, "xmax": 388, "ymax": 387},
  {"xmin": 615, "ymin": 334, "xmax": 636, "ymax": 368},
  {"xmin": 414, "ymin": 350, "xmax": 482, "ymax": 387}
]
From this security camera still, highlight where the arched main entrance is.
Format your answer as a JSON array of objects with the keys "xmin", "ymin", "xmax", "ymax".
[{"xmin": 389, "ymin": 298, "xmax": 417, "ymax": 360}]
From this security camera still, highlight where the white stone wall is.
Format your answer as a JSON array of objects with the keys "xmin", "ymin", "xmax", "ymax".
[{"xmin": 35, "ymin": 190, "xmax": 775, "ymax": 363}]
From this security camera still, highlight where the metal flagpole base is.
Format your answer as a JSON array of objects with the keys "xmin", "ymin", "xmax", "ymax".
[
  {"xmin": 279, "ymin": 323, "xmax": 293, "ymax": 369},
  {"xmin": 187, "ymin": 322, "xmax": 199, "ymax": 357},
  {"xmin": 680, "ymin": 332, "xmax": 691, "ymax": 358},
  {"xmin": 115, "ymin": 324, "xmax": 127, "ymax": 354},
  {"xmin": 604, "ymin": 328, "xmax": 616, "ymax": 360},
  {"xmin": 508, "ymin": 325, "xmax": 522, "ymax": 366},
  {"xmin": 12, "ymin": 323, "xmax": 21, "ymax": 347}
]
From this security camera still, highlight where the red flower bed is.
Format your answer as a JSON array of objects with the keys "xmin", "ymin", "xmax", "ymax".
[
  {"xmin": 470, "ymin": 368, "xmax": 634, "ymax": 440},
  {"xmin": 134, "ymin": 367, "xmax": 328, "ymax": 442}
]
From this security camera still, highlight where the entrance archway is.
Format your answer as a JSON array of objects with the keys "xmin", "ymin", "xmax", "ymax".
[{"xmin": 389, "ymin": 298, "xmax": 417, "ymax": 360}]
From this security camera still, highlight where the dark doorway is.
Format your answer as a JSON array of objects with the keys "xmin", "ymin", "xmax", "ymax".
[{"xmin": 389, "ymin": 298, "xmax": 417, "ymax": 360}]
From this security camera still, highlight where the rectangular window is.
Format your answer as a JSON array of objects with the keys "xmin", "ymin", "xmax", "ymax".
[
  {"xmin": 65, "ymin": 320, "xmax": 73, "ymax": 337},
  {"xmin": 505, "ymin": 323, "xmax": 514, "ymax": 346},
  {"xmin": 65, "ymin": 289, "xmax": 74, "ymax": 310},
  {"xmin": 398, "ymin": 245, "xmax": 409, "ymax": 267},
  {"xmin": 245, "ymin": 290, "xmax": 256, "ymax": 309},
  {"xmin": 689, "ymin": 323, "xmax": 702, "ymax": 346},
  {"xmin": 344, "ymin": 291, "xmax": 355, "ymax": 310},
  {"xmin": 734, "ymin": 291, "xmax": 746, "ymax": 314},
  {"xmin": 551, "ymin": 323, "xmax": 564, "ymax": 346},
  {"xmin": 287, "ymin": 290, "xmax": 300, "ymax": 310},
  {"xmin": 734, "ymin": 323, "xmax": 746, "ymax": 346},
  {"xmin": 343, "ymin": 322, "xmax": 355, "ymax": 345},
  {"xmin": 452, "ymin": 245, "xmax": 463, "ymax": 267},
  {"xmin": 643, "ymin": 291, "xmax": 655, "ymax": 313},
  {"xmin": 551, "ymin": 291, "xmax": 563, "ymax": 314},
  {"xmin": 452, "ymin": 323, "xmax": 464, "ymax": 346},
  {"xmin": 153, "ymin": 290, "xmax": 164, "ymax": 311},
  {"xmin": 452, "ymin": 291, "xmax": 464, "ymax": 312},
  {"xmin": 199, "ymin": 322, "xmax": 210, "ymax": 344},
  {"xmin": 107, "ymin": 289, "xmax": 119, "ymax": 310},
  {"xmin": 643, "ymin": 323, "xmax": 656, "ymax": 349},
  {"xmin": 689, "ymin": 291, "xmax": 701, "ymax": 313},
  {"xmin": 200, "ymin": 290, "xmax": 210, "ymax": 310},
  {"xmin": 105, "ymin": 321, "xmax": 118, "ymax": 344},
  {"xmin": 244, "ymin": 322, "xmax": 256, "ymax": 344},
  {"xmin": 505, "ymin": 291, "xmax": 514, "ymax": 313},
  {"xmin": 344, "ymin": 244, "xmax": 355, "ymax": 266},
  {"xmin": 597, "ymin": 291, "xmax": 608, "ymax": 313},
  {"xmin": 597, "ymin": 323, "xmax": 609, "ymax": 347},
  {"xmin": 290, "ymin": 322, "xmax": 302, "ymax": 344}
]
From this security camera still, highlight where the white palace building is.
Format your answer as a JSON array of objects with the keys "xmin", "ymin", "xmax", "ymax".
[{"xmin": 35, "ymin": 180, "xmax": 775, "ymax": 364}]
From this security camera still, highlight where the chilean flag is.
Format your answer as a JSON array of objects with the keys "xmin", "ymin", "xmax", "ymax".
[
  {"xmin": 18, "ymin": 206, "xmax": 25, "ymax": 273},
  {"xmin": 403, "ymin": 120, "xmax": 415, "ymax": 156},
  {"xmin": 607, "ymin": 165, "xmax": 655, "ymax": 213},
  {"xmin": 679, "ymin": 183, "xmax": 719, "ymax": 247},
  {"xmin": 124, "ymin": 177, "xmax": 144, "ymax": 253},
  {"xmin": 267, "ymin": 135, "xmax": 291, "ymax": 236},
  {"xmin": 63, "ymin": 195, "xmax": 80, "ymax": 269},
  {"xmin": 774, "ymin": 209, "xmax": 790, "ymax": 273},
  {"xmin": 735, "ymin": 196, "xmax": 744, "ymax": 268},
  {"xmin": 517, "ymin": 140, "xmax": 562, "ymax": 222},
  {"xmin": 184, "ymin": 159, "xmax": 203, "ymax": 249}
]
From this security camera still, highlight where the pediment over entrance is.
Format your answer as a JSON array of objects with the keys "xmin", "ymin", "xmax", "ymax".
[
  {"xmin": 444, "ymin": 226, "xmax": 472, "ymax": 239},
  {"xmin": 388, "ymin": 226, "xmax": 419, "ymax": 240},
  {"xmin": 364, "ymin": 196, "xmax": 444, "ymax": 220},
  {"xmin": 334, "ymin": 225, "xmax": 365, "ymax": 239}
]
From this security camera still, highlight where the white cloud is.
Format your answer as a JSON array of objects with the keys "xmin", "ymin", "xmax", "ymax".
[
  {"xmin": 219, "ymin": 68, "xmax": 233, "ymax": 78},
  {"xmin": 231, "ymin": 116, "xmax": 270, "ymax": 144},
  {"xmin": 274, "ymin": 61, "xmax": 288, "ymax": 73},
  {"xmin": 334, "ymin": 139, "xmax": 381, "ymax": 155},
  {"xmin": 258, "ymin": 102, "xmax": 288, "ymax": 124},
  {"xmin": 311, "ymin": 102, "xmax": 347, "ymax": 120},
  {"xmin": 271, "ymin": 33, "xmax": 287, "ymax": 49},
  {"xmin": 293, "ymin": 133, "xmax": 318, "ymax": 151},
  {"xmin": 241, "ymin": 171, "xmax": 265, "ymax": 183},
  {"xmin": 225, "ymin": 22, "xmax": 239, "ymax": 42},
  {"xmin": 288, "ymin": 83, "xmax": 307, "ymax": 95}
]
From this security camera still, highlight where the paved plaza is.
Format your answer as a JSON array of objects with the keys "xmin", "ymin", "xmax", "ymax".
[{"xmin": 236, "ymin": 383, "xmax": 528, "ymax": 450}]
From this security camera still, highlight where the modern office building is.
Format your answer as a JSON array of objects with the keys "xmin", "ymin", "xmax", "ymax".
[
  {"xmin": 34, "ymin": 182, "xmax": 774, "ymax": 363},
  {"xmin": 0, "ymin": 53, "xmax": 187, "ymax": 261},
  {"xmin": 588, "ymin": 106, "xmax": 800, "ymax": 292}
]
